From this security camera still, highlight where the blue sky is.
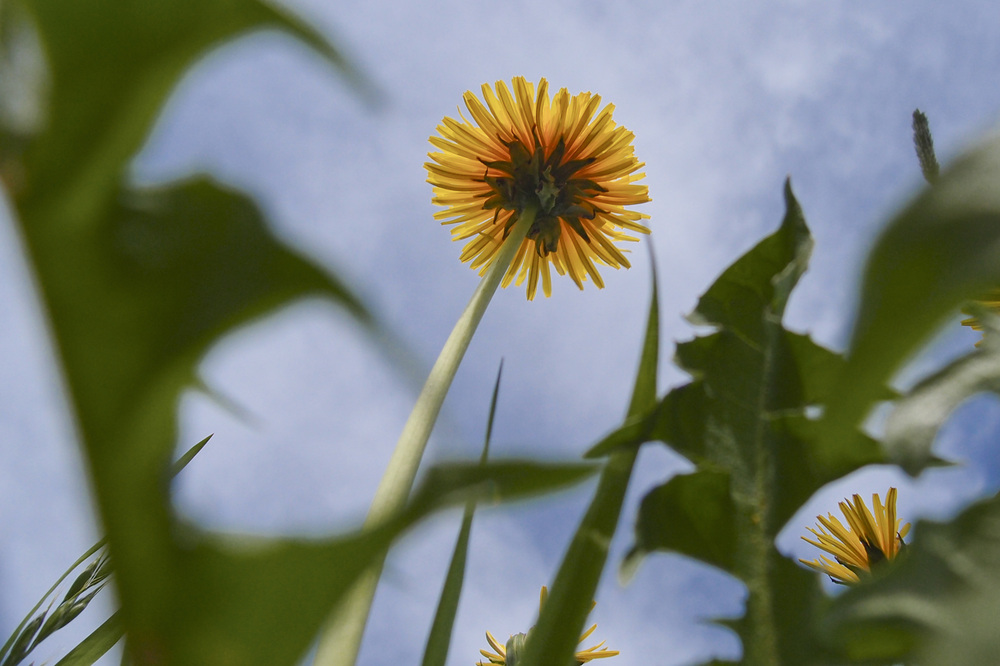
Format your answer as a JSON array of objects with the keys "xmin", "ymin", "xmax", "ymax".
[{"xmin": 3, "ymin": 1, "xmax": 1000, "ymax": 664}]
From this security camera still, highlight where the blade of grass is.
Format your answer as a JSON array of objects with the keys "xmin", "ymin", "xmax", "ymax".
[
  {"xmin": 52, "ymin": 612, "xmax": 123, "ymax": 666},
  {"xmin": 420, "ymin": 361, "xmax": 503, "ymax": 666},
  {"xmin": 0, "ymin": 539, "xmax": 107, "ymax": 664},
  {"xmin": 169, "ymin": 434, "xmax": 213, "ymax": 478},
  {"xmin": 520, "ymin": 248, "xmax": 659, "ymax": 666}
]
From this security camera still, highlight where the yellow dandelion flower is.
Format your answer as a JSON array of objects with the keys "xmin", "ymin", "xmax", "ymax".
[
  {"xmin": 476, "ymin": 586, "xmax": 619, "ymax": 665},
  {"xmin": 426, "ymin": 77, "xmax": 650, "ymax": 300},
  {"xmin": 799, "ymin": 487, "xmax": 912, "ymax": 585},
  {"xmin": 961, "ymin": 288, "xmax": 1000, "ymax": 345}
]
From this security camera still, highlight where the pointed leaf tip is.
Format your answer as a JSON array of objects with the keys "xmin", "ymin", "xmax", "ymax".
[{"xmin": 688, "ymin": 180, "xmax": 812, "ymax": 340}]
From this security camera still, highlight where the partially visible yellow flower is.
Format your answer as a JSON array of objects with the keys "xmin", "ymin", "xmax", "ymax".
[
  {"xmin": 426, "ymin": 77, "xmax": 650, "ymax": 300},
  {"xmin": 961, "ymin": 289, "xmax": 1000, "ymax": 345},
  {"xmin": 476, "ymin": 586, "xmax": 619, "ymax": 665},
  {"xmin": 800, "ymin": 487, "xmax": 911, "ymax": 585}
]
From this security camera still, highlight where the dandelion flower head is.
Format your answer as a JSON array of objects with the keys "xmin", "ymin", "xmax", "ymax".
[
  {"xmin": 426, "ymin": 77, "xmax": 650, "ymax": 300},
  {"xmin": 799, "ymin": 487, "xmax": 911, "ymax": 585},
  {"xmin": 960, "ymin": 288, "xmax": 1000, "ymax": 346},
  {"xmin": 476, "ymin": 586, "xmax": 619, "ymax": 664}
]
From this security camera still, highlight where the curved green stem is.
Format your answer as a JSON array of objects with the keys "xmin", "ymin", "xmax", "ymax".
[{"xmin": 313, "ymin": 207, "xmax": 537, "ymax": 666}]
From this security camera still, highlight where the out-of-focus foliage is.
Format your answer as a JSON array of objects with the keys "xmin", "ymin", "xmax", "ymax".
[
  {"xmin": 811, "ymin": 134, "xmax": 1000, "ymax": 663},
  {"xmin": 881, "ymin": 312, "xmax": 1000, "ymax": 475},
  {"xmin": 822, "ymin": 133, "xmax": 1000, "ymax": 464}
]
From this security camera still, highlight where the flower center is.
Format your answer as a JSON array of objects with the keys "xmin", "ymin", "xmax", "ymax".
[
  {"xmin": 833, "ymin": 538, "xmax": 891, "ymax": 582},
  {"xmin": 860, "ymin": 538, "xmax": 887, "ymax": 567},
  {"xmin": 480, "ymin": 131, "xmax": 607, "ymax": 257}
]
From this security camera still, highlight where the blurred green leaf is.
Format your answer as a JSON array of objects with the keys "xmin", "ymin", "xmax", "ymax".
[
  {"xmin": 626, "ymin": 181, "xmax": 865, "ymax": 664},
  {"xmin": 5, "ymin": 2, "xmax": 373, "ymax": 662},
  {"xmin": 16, "ymin": 175, "xmax": 369, "ymax": 657},
  {"xmin": 822, "ymin": 133, "xmax": 1000, "ymax": 469},
  {"xmin": 804, "ymin": 132, "xmax": 1000, "ymax": 664},
  {"xmin": 822, "ymin": 490, "xmax": 1000, "ymax": 665},
  {"xmin": 11, "ymin": 0, "xmax": 358, "ymax": 212},
  {"xmin": 883, "ymin": 315, "xmax": 1000, "ymax": 475},
  {"xmin": 145, "ymin": 459, "xmax": 595, "ymax": 665},
  {"xmin": 520, "ymin": 250, "xmax": 659, "ymax": 666}
]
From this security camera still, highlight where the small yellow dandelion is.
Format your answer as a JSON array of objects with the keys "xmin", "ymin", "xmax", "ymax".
[
  {"xmin": 426, "ymin": 77, "xmax": 650, "ymax": 300},
  {"xmin": 476, "ymin": 586, "xmax": 619, "ymax": 665},
  {"xmin": 799, "ymin": 487, "xmax": 912, "ymax": 585},
  {"xmin": 961, "ymin": 288, "xmax": 1000, "ymax": 346}
]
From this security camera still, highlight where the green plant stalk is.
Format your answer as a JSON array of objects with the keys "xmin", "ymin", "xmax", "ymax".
[
  {"xmin": 743, "ymin": 319, "xmax": 780, "ymax": 665},
  {"xmin": 313, "ymin": 209, "xmax": 537, "ymax": 666}
]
